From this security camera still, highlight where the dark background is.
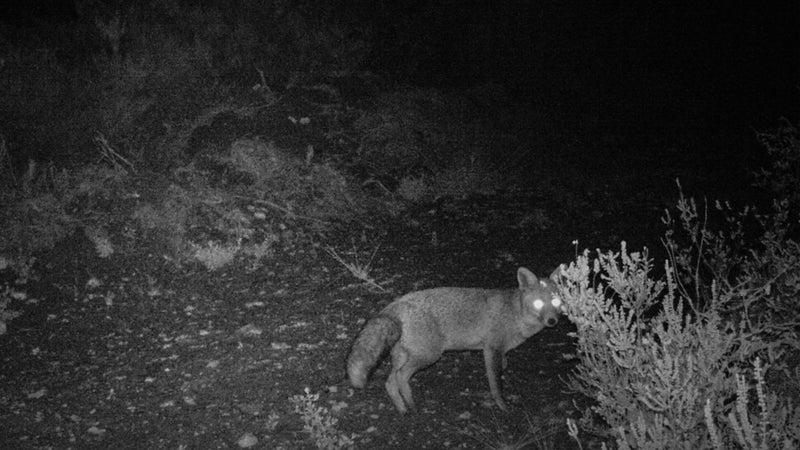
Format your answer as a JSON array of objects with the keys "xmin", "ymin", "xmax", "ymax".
[{"xmin": 1, "ymin": 0, "xmax": 798, "ymax": 162}]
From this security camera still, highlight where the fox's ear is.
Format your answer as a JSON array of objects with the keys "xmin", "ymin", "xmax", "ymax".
[
  {"xmin": 517, "ymin": 267, "xmax": 538, "ymax": 288},
  {"xmin": 549, "ymin": 264, "xmax": 566, "ymax": 283}
]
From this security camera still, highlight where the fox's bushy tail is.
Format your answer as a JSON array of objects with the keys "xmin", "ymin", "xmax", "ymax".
[{"xmin": 347, "ymin": 314, "xmax": 401, "ymax": 388}]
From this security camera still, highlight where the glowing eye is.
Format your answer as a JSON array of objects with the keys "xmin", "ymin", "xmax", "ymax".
[
  {"xmin": 551, "ymin": 297, "xmax": 562, "ymax": 308},
  {"xmin": 533, "ymin": 299, "xmax": 544, "ymax": 310}
]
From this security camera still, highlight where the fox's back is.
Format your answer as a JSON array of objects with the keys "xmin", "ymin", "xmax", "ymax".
[
  {"xmin": 382, "ymin": 287, "xmax": 514, "ymax": 349},
  {"xmin": 383, "ymin": 279, "xmax": 560, "ymax": 349}
]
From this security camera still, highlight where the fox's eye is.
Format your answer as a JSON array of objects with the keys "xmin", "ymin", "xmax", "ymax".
[
  {"xmin": 551, "ymin": 297, "xmax": 562, "ymax": 308},
  {"xmin": 532, "ymin": 299, "xmax": 544, "ymax": 310}
]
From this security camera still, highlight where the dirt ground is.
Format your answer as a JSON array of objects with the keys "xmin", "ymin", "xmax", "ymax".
[{"xmin": 0, "ymin": 107, "xmax": 764, "ymax": 449}]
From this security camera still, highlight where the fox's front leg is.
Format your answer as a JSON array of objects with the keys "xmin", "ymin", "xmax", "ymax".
[{"xmin": 483, "ymin": 346, "xmax": 509, "ymax": 411}]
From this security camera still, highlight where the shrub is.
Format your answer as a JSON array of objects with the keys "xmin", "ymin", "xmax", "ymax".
[
  {"xmin": 0, "ymin": 162, "xmax": 128, "ymax": 259},
  {"xmin": 704, "ymin": 358, "xmax": 799, "ymax": 450},
  {"xmin": 202, "ymin": 138, "xmax": 370, "ymax": 224},
  {"xmin": 560, "ymin": 242, "xmax": 799, "ymax": 449},
  {"xmin": 560, "ymin": 119, "xmax": 800, "ymax": 448},
  {"xmin": 663, "ymin": 189, "xmax": 800, "ymax": 378}
]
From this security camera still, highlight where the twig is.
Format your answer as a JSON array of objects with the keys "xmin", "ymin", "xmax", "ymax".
[{"xmin": 325, "ymin": 245, "xmax": 386, "ymax": 292}]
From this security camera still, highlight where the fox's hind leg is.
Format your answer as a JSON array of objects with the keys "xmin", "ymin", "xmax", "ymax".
[
  {"xmin": 386, "ymin": 344, "xmax": 441, "ymax": 413},
  {"xmin": 385, "ymin": 346, "xmax": 411, "ymax": 413}
]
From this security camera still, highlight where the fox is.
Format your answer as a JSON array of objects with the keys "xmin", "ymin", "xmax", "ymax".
[{"xmin": 346, "ymin": 266, "xmax": 563, "ymax": 413}]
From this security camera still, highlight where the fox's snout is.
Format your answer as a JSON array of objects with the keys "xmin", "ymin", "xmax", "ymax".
[{"xmin": 528, "ymin": 287, "xmax": 562, "ymax": 328}]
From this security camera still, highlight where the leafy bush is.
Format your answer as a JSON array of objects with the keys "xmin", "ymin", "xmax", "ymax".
[
  {"xmin": 704, "ymin": 358, "xmax": 799, "ymax": 450},
  {"xmin": 560, "ymin": 120, "xmax": 800, "ymax": 448},
  {"xmin": 560, "ymin": 242, "xmax": 799, "ymax": 449},
  {"xmin": 205, "ymin": 138, "xmax": 371, "ymax": 224},
  {"xmin": 131, "ymin": 176, "xmax": 279, "ymax": 268},
  {"xmin": 663, "ymin": 191, "xmax": 800, "ymax": 372},
  {"xmin": 0, "ymin": 162, "xmax": 129, "ymax": 259}
]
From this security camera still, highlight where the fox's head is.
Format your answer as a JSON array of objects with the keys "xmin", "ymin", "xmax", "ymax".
[{"xmin": 517, "ymin": 266, "xmax": 563, "ymax": 328}]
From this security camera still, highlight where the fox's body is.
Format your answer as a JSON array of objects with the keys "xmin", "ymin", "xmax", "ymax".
[{"xmin": 347, "ymin": 267, "xmax": 562, "ymax": 413}]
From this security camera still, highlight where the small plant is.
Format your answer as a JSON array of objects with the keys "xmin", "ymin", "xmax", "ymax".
[
  {"xmin": 241, "ymin": 236, "xmax": 278, "ymax": 271},
  {"xmin": 289, "ymin": 387, "xmax": 354, "ymax": 450},
  {"xmin": 191, "ymin": 241, "xmax": 239, "ymax": 271},
  {"xmin": 397, "ymin": 175, "xmax": 428, "ymax": 202},
  {"xmin": 566, "ymin": 418, "xmax": 583, "ymax": 450},
  {"xmin": 265, "ymin": 412, "xmax": 280, "ymax": 432},
  {"xmin": 85, "ymin": 226, "xmax": 114, "ymax": 258}
]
